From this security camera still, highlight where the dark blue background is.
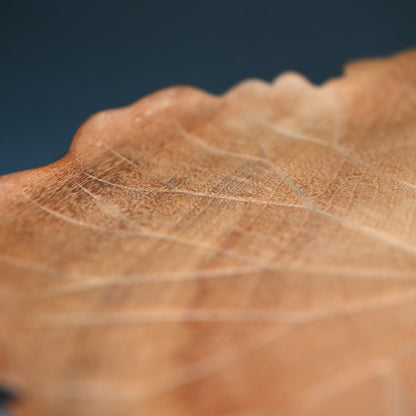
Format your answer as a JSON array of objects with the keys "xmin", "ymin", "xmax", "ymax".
[{"xmin": 1, "ymin": 0, "xmax": 415, "ymax": 175}]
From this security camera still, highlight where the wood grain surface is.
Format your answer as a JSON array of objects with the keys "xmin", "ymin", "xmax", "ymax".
[{"xmin": 1, "ymin": 50, "xmax": 416, "ymax": 416}]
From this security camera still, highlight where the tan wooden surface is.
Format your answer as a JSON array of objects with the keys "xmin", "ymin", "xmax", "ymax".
[{"xmin": 1, "ymin": 50, "xmax": 416, "ymax": 416}]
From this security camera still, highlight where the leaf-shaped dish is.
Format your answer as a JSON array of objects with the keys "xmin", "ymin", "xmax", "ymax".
[{"xmin": 1, "ymin": 50, "xmax": 416, "ymax": 416}]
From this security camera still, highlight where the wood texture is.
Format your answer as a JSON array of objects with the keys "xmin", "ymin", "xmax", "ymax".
[{"xmin": 1, "ymin": 50, "xmax": 416, "ymax": 416}]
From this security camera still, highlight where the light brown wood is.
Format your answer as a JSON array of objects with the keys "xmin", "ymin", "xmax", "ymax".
[{"xmin": 1, "ymin": 50, "xmax": 416, "ymax": 416}]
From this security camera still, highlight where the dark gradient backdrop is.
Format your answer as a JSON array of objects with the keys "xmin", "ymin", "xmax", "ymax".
[{"xmin": 1, "ymin": 0, "xmax": 415, "ymax": 175}]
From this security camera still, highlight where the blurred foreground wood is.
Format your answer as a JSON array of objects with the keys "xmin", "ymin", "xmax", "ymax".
[{"xmin": 1, "ymin": 50, "xmax": 416, "ymax": 416}]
